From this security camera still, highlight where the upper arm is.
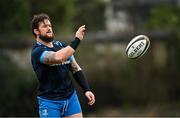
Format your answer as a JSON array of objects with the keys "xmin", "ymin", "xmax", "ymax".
[
  {"xmin": 32, "ymin": 47, "xmax": 62, "ymax": 65},
  {"xmin": 40, "ymin": 51, "xmax": 61, "ymax": 64}
]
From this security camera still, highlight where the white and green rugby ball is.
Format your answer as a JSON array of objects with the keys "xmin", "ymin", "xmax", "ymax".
[{"xmin": 126, "ymin": 35, "xmax": 150, "ymax": 59}]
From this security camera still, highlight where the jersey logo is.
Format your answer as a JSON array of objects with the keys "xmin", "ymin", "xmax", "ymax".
[
  {"xmin": 54, "ymin": 41, "xmax": 63, "ymax": 47},
  {"xmin": 42, "ymin": 109, "xmax": 48, "ymax": 116},
  {"xmin": 50, "ymin": 60, "xmax": 71, "ymax": 66}
]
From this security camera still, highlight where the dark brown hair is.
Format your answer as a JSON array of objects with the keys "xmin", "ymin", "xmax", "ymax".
[{"xmin": 31, "ymin": 13, "xmax": 50, "ymax": 37}]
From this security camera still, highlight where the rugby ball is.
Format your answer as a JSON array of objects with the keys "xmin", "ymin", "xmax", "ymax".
[{"xmin": 126, "ymin": 35, "xmax": 150, "ymax": 59}]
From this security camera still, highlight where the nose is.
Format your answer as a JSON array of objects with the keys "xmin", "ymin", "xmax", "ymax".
[
  {"xmin": 47, "ymin": 26, "xmax": 52, "ymax": 32},
  {"xmin": 47, "ymin": 26, "xmax": 51, "ymax": 30}
]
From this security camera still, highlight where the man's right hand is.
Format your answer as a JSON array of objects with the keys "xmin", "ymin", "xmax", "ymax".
[{"xmin": 75, "ymin": 25, "xmax": 86, "ymax": 40}]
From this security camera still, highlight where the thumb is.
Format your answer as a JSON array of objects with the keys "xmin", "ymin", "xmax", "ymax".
[
  {"xmin": 86, "ymin": 93, "xmax": 92, "ymax": 101},
  {"xmin": 86, "ymin": 93, "xmax": 90, "ymax": 100}
]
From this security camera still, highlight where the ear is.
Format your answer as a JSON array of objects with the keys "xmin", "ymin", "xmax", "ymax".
[{"xmin": 34, "ymin": 29, "xmax": 40, "ymax": 36}]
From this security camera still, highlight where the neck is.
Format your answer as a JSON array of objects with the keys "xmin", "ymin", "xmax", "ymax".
[{"xmin": 36, "ymin": 37, "xmax": 53, "ymax": 48}]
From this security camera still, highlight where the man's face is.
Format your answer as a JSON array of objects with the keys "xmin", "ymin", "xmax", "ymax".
[{"xmin": 37, "ymin": 19, "xmax": 54, "ymax": 42}]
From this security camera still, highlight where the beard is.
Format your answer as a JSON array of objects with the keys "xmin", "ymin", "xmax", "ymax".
[{"xmin": 39, "ymin": 34, "xmax": 54, "ymax": 43}]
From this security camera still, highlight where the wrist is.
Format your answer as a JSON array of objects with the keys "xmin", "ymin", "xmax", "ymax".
[
  {"xmin": 75, "ymin": 36, "xmax": 82, "ymax": 40},
  {"xmin": 85, "ymin": 91, "xmax": 91, "ymax": 94},
  {"xmin": 69, "ymin": 37, "xmax": 80, "ymax": 50},
  {"xmin": 75, "ymin": 37, "xmax": 81, "ymax": 41},
  {"xmin": 84, "ymin": 89, "xmax": 91, "ymax": 93}
]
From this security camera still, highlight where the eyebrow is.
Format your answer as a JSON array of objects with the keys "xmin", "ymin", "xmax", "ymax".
[{"xmin": 40, "ymin": 21, "xmax": 51, "ymax": 27}]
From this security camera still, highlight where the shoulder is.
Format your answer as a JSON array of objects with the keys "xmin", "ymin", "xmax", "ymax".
[{"xmin": 31, "ymin": 43, "xmax": 47, "ymax": 56}]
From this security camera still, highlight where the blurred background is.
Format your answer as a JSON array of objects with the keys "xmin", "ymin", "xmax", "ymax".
[{"xmin": 0, "ymin": 0, "xmax": 180, "ymax": 117}]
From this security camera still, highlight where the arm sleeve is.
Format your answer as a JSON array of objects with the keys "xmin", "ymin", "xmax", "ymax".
[
  {"xmin": 32, "ymin": 47, "xmax": 47, "ymax": 64},
  {"xmin": 59, "ymin": 37, "xmax": 80, "ymax": 50},
  {"xmin": 73, "ymin": 71, "xmax": 91, "ymax": 92},
  {"xmin": 59, "ymin": 41, "xmax": 89, "ymax": 91},
  {"xmin": 39, "ymin": 51, "xmax": 49, "ymax": 63}
]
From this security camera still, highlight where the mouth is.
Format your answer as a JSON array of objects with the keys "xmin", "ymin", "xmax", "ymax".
[
  {"xmin": 46, "ymin": 32, "xmax": 54, "ymax": 38},
  {"xmin": 47, "ymin": 31, "xmax": 52, "ymax": 33},
  {"xmin": 46, "ymin": 29, "xmax": 53, "ymax": 33},
  {"xmin": 46, "ymin": 32, "xmax": 53, "ymax": 35}
]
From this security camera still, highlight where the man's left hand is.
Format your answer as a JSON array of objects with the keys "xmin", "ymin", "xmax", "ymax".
[{"xmin": 85, "ymin": 91, "xmax": 95, "ymax": 106}]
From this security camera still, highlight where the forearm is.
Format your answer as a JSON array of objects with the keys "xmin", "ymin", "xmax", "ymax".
[
  {"xmin": 55, "ymin": 37, "xmax": 80, "ymax": 62},
  {"xmin": 73, "ymin": 71, "xmax": 90, "ymax": 92},
  {"xmin": 55, "ymin": 46, "xmax": 75, "ymax": 63},
  {"xmin": 43, "ymin": 37, "xmax": 80, "ymax": 64}
]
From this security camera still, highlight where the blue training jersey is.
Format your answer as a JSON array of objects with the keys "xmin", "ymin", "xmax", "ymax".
[{"xmin": 31, "ymin": 40, "xmax": 75, "ymax": 100}]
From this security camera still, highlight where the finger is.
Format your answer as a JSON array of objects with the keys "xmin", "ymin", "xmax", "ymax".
[
  {"xmin": 88, "ymin": 95, "xmax": 95, "ymax": 105},
  {"xmin": 81, "ymin": 28, "xmax": 86, "ymax": 32},
  {"xmin": 88, "ymin": 99, "xmax": 95, "ymax": 106},
  {"xmin": 88, "ymin": 100, "xmax": 93, "ymax": 105},
  {"xmin": 86, "ymin": 94, "xmax": 92, "ymax": 103},
  {"xmin": 86, "ymin": 95, "xmax": 92, "ymax": 101},
  {"xmin": 80, "ymin": 25, "xmax": 86, "ymax": 28},
  {"xmin": 80, "ymin": 27, "xmax": 86, "ymax": 31},
  {"xmin": 79, "ymin": 25, "xmax": 86, "ymax": 30},
  {"xmin": 88, "ymin": 101, "xmax": 92, "ymax": 105},
  {"xmin": 88, "ymin": 100, "xmax": 94, "ymax": 105}
]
